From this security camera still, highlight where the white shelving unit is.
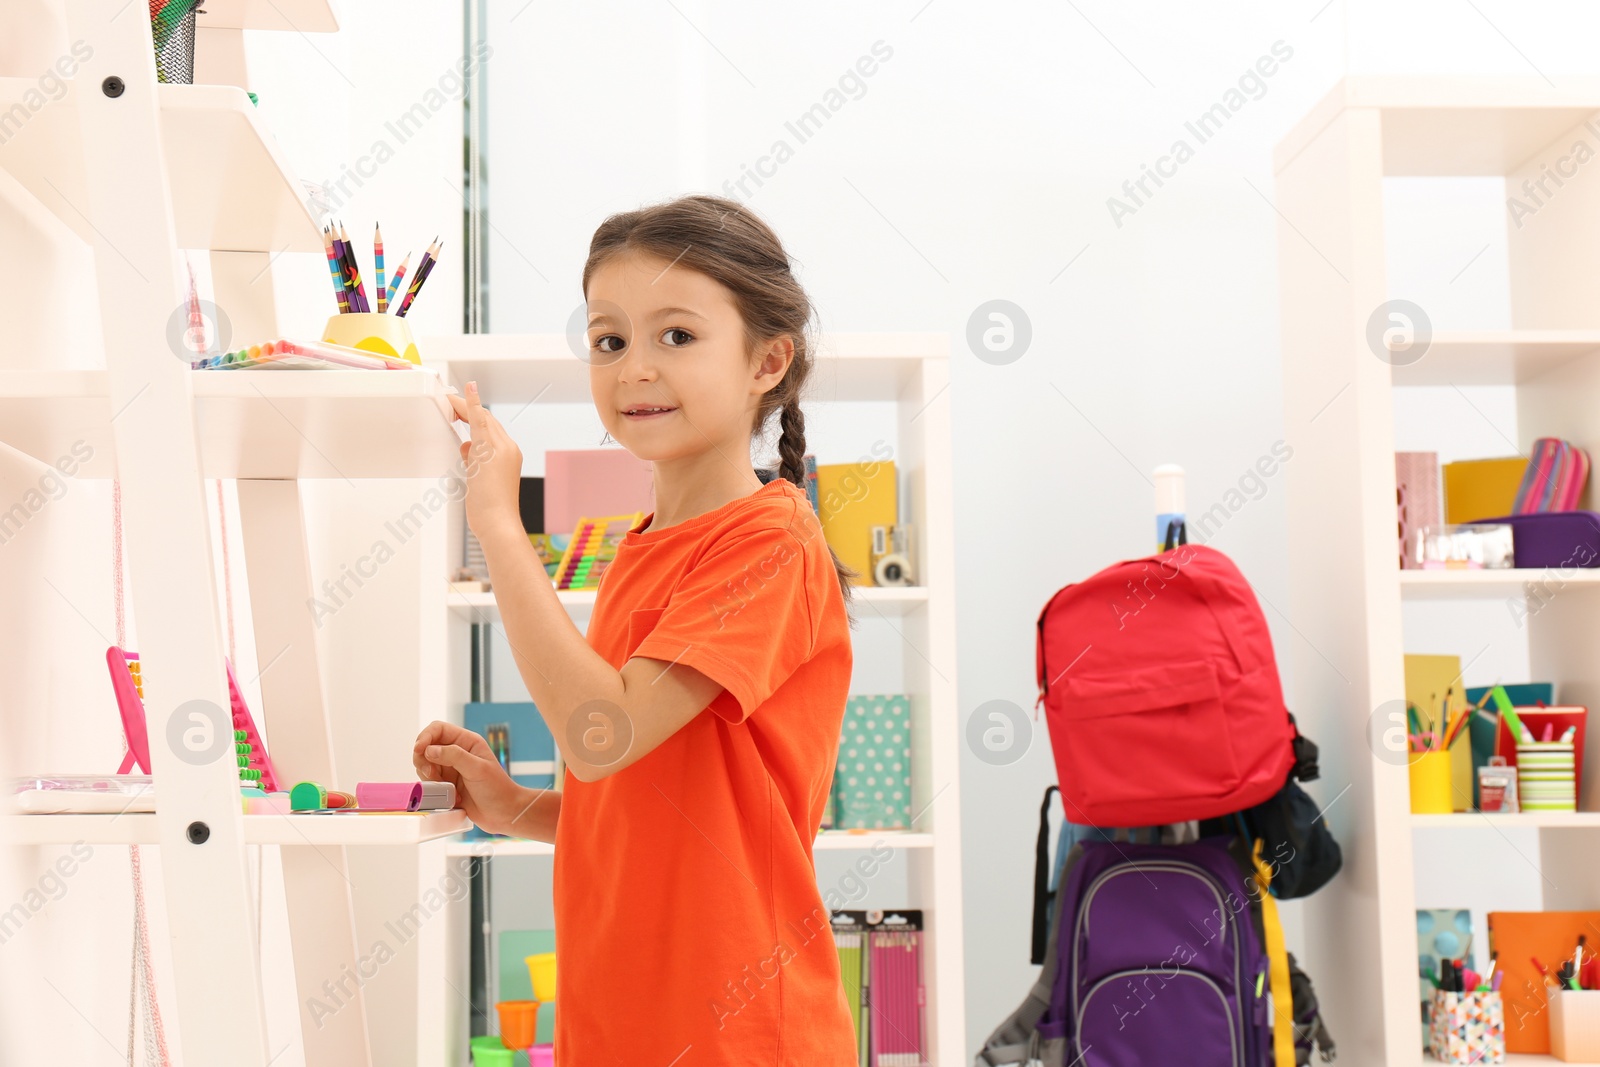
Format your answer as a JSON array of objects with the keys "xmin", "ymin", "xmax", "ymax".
[
  {"xmin": 0, "ymin": 3, "xmax": 464, "ymax": 1066},
  {"xmin": 1276, "ymin": 77, "xmax": 1600, "ymax": 1066},
  {"xmin": 414, "ymin": 332, "xmax": 967, "ymax": 1064}
]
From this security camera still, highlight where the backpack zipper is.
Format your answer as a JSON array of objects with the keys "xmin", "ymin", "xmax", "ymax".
[{"xmin": 1075, "ymin": 966, "xmax": 1241, "ymax": 1067}]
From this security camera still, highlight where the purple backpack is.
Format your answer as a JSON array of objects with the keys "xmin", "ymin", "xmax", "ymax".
[{"xmin": 1037, "ymin": 836, "xmax": 1272, "ymax": 1066}]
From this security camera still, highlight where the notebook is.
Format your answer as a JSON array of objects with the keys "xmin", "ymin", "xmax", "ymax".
[{"xmin": 1442, "ymin": 457, "xmax": 1528, "ymax": 524}]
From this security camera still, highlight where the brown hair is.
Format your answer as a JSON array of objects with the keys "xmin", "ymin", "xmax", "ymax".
[{"xmin": 582, "ymin": 194, "xmax": 859, "ymax": 609}]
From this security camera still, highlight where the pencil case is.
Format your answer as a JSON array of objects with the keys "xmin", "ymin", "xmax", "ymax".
[{"xmin": 1475, "ymin": 512, "xmax": 1600, "ymax": 570}]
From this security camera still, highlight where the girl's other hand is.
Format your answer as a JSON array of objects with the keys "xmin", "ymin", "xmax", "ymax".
[
  {"xmin": 448, "ymin": 380, "xmax": 524, "ymax": 540},
  {"xmin": 413, "ymin": 720, "xmax": 521, "ymax": 834}
]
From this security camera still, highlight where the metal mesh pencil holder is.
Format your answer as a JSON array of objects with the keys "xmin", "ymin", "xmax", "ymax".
[{"xmin": 152, "ymin": 2, "xmax": 199, "ymax": 85}]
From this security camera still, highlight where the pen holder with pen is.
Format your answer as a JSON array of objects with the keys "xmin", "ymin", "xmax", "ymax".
[
  {"xmin": 1429, "ymin": 989, "xmax": 1505, "ymax": 1064},
  {"xmin": 1410, "ymin": 750, "xmax": 1454, "ymax": 814},
  {"xmin": 1517, "ymin": 740, "xmax": 1576, "ymax": 812},
  {"xmin": 1550, "ymin": 989, "xmax": 1600, "ymax": 1061},
  {"xmin": 322, "ymin": 312, "xmax": 420, "ymax": 366}
]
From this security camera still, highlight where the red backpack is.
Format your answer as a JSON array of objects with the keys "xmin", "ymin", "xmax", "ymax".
[{"xmin": 1034, "ymin": 542, "xmax": 1296, "ymax": 826}]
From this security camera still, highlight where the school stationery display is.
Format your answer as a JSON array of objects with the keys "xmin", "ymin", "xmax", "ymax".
[
  {"xmin": 314, "ymin": 222, "xmax": 440, "ymax": 365},
  {"xmin": 1403, "ymin": 655, "xmax": 1473, "ymax": 814}
]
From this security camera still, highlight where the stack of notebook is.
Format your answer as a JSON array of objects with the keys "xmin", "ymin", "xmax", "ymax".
[{"xmin": 833, "ymin": 910, "xmax": 927, "ymax": 1066}]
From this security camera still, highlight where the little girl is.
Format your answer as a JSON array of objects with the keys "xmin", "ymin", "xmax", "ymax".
[{"xmin": 414, "ymin": 195, "xmax": 861, "ymax": 1065}]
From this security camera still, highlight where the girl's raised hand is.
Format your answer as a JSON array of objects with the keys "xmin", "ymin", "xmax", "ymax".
[
  {"xmin": 413, "ymin": 720, "xmax": 521, "ymax": 834},
  {"xmin": 448, "ymin": 380, "xmax": 524, "ymax": 539}
]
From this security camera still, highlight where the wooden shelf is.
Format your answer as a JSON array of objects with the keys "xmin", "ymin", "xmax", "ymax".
[
  {"xmin": 3, "ymin": 810, "xmax": 470, "ymax": 846},
  {"xmin": 421, "ymin": 332, "xmax": 947, "ymax": 404},
  {"xmin": 0, "ymin": 82, "xmax": 321, "ymax": 254},
  {"xmin": 1276, "ymin": 76, "xmax": 1600, "ymax": 177},
  {"xmin": 442, "ymin": 829, "xmax": 934, "ymax": 858},
  {"xmin": 1399, "ymin": 569, "xmax": 1600, "ymax": 599},
  {"xmin": 1391, "ymin": 330, "xmax": 1600, "ymax": 386},
  {"xmin": 0, "ymin": 368, "xmax": 461, "ymax": 479}
]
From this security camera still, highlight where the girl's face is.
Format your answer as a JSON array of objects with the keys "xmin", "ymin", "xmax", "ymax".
[{"xmin": 585, "ymin": 250, "xmax": 790, "ymax": 465}]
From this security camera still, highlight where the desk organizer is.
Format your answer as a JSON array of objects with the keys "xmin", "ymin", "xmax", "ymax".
[
  {"xmin": 1429, "ymin": 989, "xmax": 1505, "ymax": 1064},
  {"xmin": 1409, "ymin": 750, "xmax": 1453, "ymax": 814},
  {"xmin": 1550, "ymin": 989, "xmax": 1600, "ymax": 1061},
  {"xmin": 322, "ymin": 311, "xmax": 420, "ymax": 365},
  {"xmin": 1518, "ymin": 740, "xmax": 1577, "ymax": 812}
]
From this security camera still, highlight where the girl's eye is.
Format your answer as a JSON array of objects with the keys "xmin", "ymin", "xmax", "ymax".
[
  {"xmin": 662, "ymin": 327, "xmax": 693, "ymax": 347},
  {"xmin": 592, "ymin": 335, "xmax": 624, "ymax": 356}
]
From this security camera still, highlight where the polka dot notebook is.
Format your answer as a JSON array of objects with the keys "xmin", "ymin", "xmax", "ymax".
[{"xmin": 833, "ymin": 694, "xmax": 912, "ymax": 831}]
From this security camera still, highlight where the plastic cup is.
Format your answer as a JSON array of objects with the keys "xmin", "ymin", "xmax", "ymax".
[
  {"xmin": 529, "ymin": 1043, "xmax": 555, "ymax": 1067},
  {"xmin": 495, "ymin": 999, "xmax": 541, "ymax": 1051},
  {"xmin": 1408, "ymin": 750, "xmax": 1453, "ymax": 814},
  {"xmin": 470, "ymin": 1034, "xmax": 514, "ymax": 1067},
  {"xmin": 526, "ymin": 952, "xmax": 557, "ymax": 1002}
]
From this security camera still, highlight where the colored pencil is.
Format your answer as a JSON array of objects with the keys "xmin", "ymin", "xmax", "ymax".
[
  {"xmin": 394, "ymin": 237, "xmax": 441, "ymax": 318},
  {"xmin": 322, "ymin": 226, "xmax": 351, "ymax": 313},
  {"xmin": 374, "ymin": 222, "xmax": 387, "ymax": 313},
  {"xmin": 330, "ymin": 224, "xmax": 358, "ymax": 312},
  {"xmin": 340, "ymin": 222, "xmax": 370, "ymax": 313},
  {"xmin": 386, "ymin": 253, "xmax": 411, "ymax": 311}
]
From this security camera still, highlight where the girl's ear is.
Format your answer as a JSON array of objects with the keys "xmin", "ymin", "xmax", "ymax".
[{"xmin": 753, "ymin": 335, "xmax": 795, "ymax": 391}]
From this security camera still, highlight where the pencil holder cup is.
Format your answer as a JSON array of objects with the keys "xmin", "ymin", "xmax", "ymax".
[
  {"xmin": 1429, "ymin": 989, "xmax": 1505, "ymax": 1064},
  {"xmin": 1409, "ymin": 750, "xmax": 1454, "ymax": 814},
  {"xmin": 1517, "ymin": 740, "xmax": 1576, "ymax": 812},
  {"xmin": 1550, "ymin": 989, "xmax": 1600, "ymax": 1061},
  {"xmin": 321, "ymin": 312, "xmax": 420, "ymax": 365}
]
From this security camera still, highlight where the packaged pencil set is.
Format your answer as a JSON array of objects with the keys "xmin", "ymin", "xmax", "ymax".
[{"xmin": 832, "ymin": 909, "xmax": 927, "ymax": 1066}]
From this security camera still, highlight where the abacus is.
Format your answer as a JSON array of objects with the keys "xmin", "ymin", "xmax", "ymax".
[{"xmin": 554, "ymin": 513, "xmax": 642, "ymax": 590}]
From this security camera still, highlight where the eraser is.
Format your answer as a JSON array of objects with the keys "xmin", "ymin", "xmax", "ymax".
[{"xmin": 289, "ymin": 781, "xmax": 327, "ymax": 812}]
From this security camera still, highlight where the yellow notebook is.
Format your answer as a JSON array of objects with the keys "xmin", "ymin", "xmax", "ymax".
[
  {"xmin": 815, "ymin": 461, "xmax": 896, "ymax": 587},
  {"xmin": 1441, "ymin": 456, "xmax": 1527, "ymax": 524},
  {"xmin": 1402, "ymin": 654, "xmax": 1473, "ymax": 812}
]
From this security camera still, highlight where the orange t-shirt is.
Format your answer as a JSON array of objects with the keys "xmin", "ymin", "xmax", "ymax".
[{"xmin": 552, "ymin": 477, "xmax": 859, "ymax": 1066}]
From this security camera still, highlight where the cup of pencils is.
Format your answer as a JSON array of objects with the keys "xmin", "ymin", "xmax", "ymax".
[
  {"xmin": 1429, "ymin": 957, "xmax": 1505, "ymax": 1064},
  {"xmin": 319, "ymin": 222, "xmax": 443, "ymax": 366},
  {"xmin": 1407, "ymin": 697, "xmax": 1471, "ymax": 815}
]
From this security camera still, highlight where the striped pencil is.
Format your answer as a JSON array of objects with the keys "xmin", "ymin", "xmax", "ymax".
[
  {"xmin": 330, "ymin": 224, "xmax": 358, "ymax": 312},
  {"xmin": 385, "ymin": 252, "xmax": 411, "ymax": 311},
  {"xmin": 374, "ymin": 222, "xmax": 387, "ymax": 313},
  {"xmin": 322, "ymin": 226, "xmax": 350, "ymax": 313},
  {"xmin": 394, "ymin": 238, "xmax": 441, "ymax": 318},
  {"xmin": 340, "ymin": 222, "xmax": 370, "ymax": 313}
]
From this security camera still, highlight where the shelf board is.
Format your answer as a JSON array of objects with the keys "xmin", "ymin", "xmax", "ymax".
[
  {"xmin": 2, "ymin": 810, "xmax": 470, "ymax": 846},
  {"xmin": 1391, "ymin": 330, "xmax": 1600, "ymax": 386},
  {"xmin": 1276, "ymin": 76, "xmax": 1600, "ymax": 177},
  {"xmin": 198, "ymin": 0, "xmax": 340, "ymax": 31},
  {"xmin": 1413, "ymin": 812, "xmax": 1600, "ymax": 829},
  {"xmin": 0, "ymin": 82, "xmax": 321, "ymax": 254},
  {"xmin": 1399, "ymin": 568, "xmax": 1600, "ymax": 600},
  {"xmin": 447, "ymin": 585, "xmax": 929, "ymax": 623},
  {"xmin": 419, "ymin": 333, "xmax": 947, "ymax": 404},
  {"xmin": 442, "ymin": 829, "xmax": 933, "ymax": 858},
  {"xmin": 0, "ymin": 368, "xmax": 461, "ymax": 479}
]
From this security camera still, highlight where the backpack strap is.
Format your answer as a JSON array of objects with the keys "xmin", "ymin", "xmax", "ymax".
[
  {"xmin": 1252, "ymin": 838, "xmax": 1296, "ymax": 1067},
  {"xmin": 1031, "ymin": 785, "xmax": 1058, "ymax": 966}
]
